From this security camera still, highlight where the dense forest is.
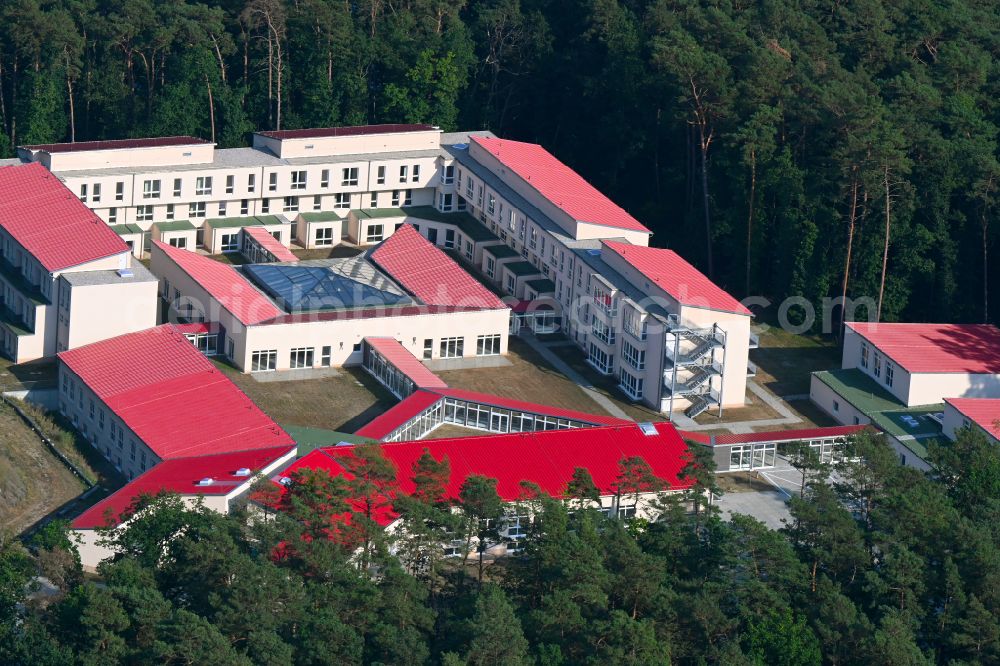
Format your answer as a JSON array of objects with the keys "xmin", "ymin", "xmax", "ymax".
[
  {"xmin": 0, "ymin": 0, "xmax": 997, "ymax": 324},
  {"xmin": 0, "ymin": 432, "xmax": 998, "ymax": 664}
]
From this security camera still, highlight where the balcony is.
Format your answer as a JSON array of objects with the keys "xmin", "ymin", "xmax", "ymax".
[
  {"xmin": 0, "ymin": 303, "xmax": 33, "ymax": 336},
  {"xmin": 0, "ymin": 256, "xmax": 49, "ymax": 305}
]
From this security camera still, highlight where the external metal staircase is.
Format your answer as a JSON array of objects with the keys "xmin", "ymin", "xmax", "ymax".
[{"xmin": 663, "ymin": 318, "xmax": 727, "ymax": 419}]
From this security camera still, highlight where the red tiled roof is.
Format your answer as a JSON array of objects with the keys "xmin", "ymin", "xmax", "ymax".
[
  {"xmin": 846, "ymin": 322, "xmax": 1000, "ymax": 374},
  {"xmin": 59, "ymin": 325, "xmax": 294, "ymax": 460},
  {"xmin": 363, "ymin": 338, "xmax": 448, "ymax": 390},
  {"xmin": 369, "ymin": 225, "xmax": 507, "ymax": 309},
  {"xmin": 679, "ymin": 425, "xmax": 869, "ymax": 447},
  {"xmin": 282, "ymin": 422, "xmax": 691, "ymax": 526},
  {"xmin": 243, "ymin": 227, "xmax": 299, "ymax": 262},
  {"xmin": 603, "ymin": 240, "xmax": 750, "ymax": 315},
  {"xmin": 944, "ymin": 398, "xmax": 1000, "ymax": 440},
  {"xmin": 72, "ymin": 445, "xmax": 294, "ymax": 529},
  {"xmin": 431, "ymin": 387, "xmax": 631, "ymax": 426},
  {"xmin": 471, "ymin": 136, "xmax": 650, "ymax": 234},
  {"xmin": 171, "ymin": 322, "xmax": 215, "ymax": 335},
  {"xmin": 0, "ymin": 163, "xmax": 128, "ymax": 271},
  {"xmin": 354, "ymin": 390, "xmax": 444, "ymax": 440},
  {"xmin": 151, "ymin": 241, "xmax": 283, "ymax": 325},
  {"xmin": 256, "ymin": 124, "xmax": 436, "ymax": 140},
  {"xmin": 22, "ymin": 136, "xmax": 210, "ymax": 153}
]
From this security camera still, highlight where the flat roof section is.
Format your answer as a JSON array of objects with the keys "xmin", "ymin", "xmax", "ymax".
[
  {"xmin": 257, "ymin": 124, "xmax": 437, "ymax": 140},
  {"xmin": 21, "ymin": 136, "xmax": 211, "ymax": 154},
  {"xmin": 526, "ymin": 278, "xmax": 556, "ymax": 293},
  {"xmin": 206, "ymin": 215, "xmax": 269, "ymax": 229},
  {"xmin": 299, "ymin": 211, "xmax": 345, "ymax": 223},
  {"xmin": 846, "ymin": 322, "xmax": 1000, "ymax": 375},
  {"xmin": 282, "ymin": 425, "xmax": 374, "ymax": 455},
  {"xmin": 483, "ymin": 244, "xmax": 520, "ymax": 259},
  {"xmin": 153, "ymin": 220, "xmax": 196, "ymax": 232},
  {"xmin": 60, "ymin": 263, "xmax": 157, "ymax": 287},
  {"xmin": 503, "ymin": 260, "xmax": 541, "ymax": 277}
]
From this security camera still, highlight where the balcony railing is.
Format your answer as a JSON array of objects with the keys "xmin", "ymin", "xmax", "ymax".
[{"xmin": 0, "ymin": 256, "xmax": 48, "ymax": 305}]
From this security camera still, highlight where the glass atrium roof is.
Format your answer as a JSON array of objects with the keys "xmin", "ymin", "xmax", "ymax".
[{"xmin": 243, "ymin": 259, "xmax": 412, "ymax": 312}]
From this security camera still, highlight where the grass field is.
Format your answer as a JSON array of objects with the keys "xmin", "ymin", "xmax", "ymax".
[
  {"xmin": 436, "ymin": 338, "xmax": 626, "ymax": 418},
  {"xmin": 214, "ymin": 361, "xmax": 397, "ymax": 433},
  {"xmin": 0, "ymin": 403, "xmax": 85, "ymax": 535},
  {"xmin": 750, "ymin": 325, "xmax": 841, "ymax": 397}
]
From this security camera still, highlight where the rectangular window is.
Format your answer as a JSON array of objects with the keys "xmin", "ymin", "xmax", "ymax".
[
  {"xmin": 505, "ymin": 274, "xmax": 515, "ymax": 294},
  {"xmin": 188, "ymin": 202, "xmax": 206, "ymax": 219},
  {"xmin": 251, "ymin": 350, "xmax": 277, "ymax": 372},
  {"xmin": 315, "ymin": 227, "xmax": 334, "ymax": 246},
  {"xmin": 313, "ymin": 196, "xmax": 322, "ymax": 211},
  {"xmin": 142, "ymin": 179, "xmax": 161, "ymax": 199},
  {"xmin": 195, "ymin": 176, "xmax": 212, "ymax": 196},
  {"xmin": 269, "ymin": 172, "xmax": 278, "ymax": 192},
  {"xmin": 108, "ymin": 207, "xmax": 118, "ymax": 223},
  {"xmin": 168, "ymin": 237, "xmax": 187, "ymax": 249},
  {"xmin": 79, "ymin": 183, "xmax": 88, "ymax": 201},
  {"xmin": 321, "ymin": 169, "xmax": 330, "ymax": 188},
  {"xmin": 341, "ymin": 167, "xmax": 359, "ymax": 186},
  {"xmin": 218, "ymin": 201, "xmax": 227, "ymax": 217},
  {"xmin": 377, "ymin": 165, "xmax": 386, "ymax": 185},
  {"xmin": 399, "ymin": 165, "xmax": 408, "ymax": 182},
  {"xmin": 290, "ymin": 347, "xmax": 315, "ymax": 369},
  {"xmin": 370, "ymin": 192, "xmax": 378, "ymax": 208},
  {"xmin": 486, "ymin": 256, "xmax": 495, "ymax": 279},
  {"xmin": 226, "ymin": 175, "xmax": 235, "ymax": 194},
  {"xmin": 621, "ymin": 339, "xmax": 645, "ymax": 370},
  {"xmin": 248, "ymin": 173, "xmax": 256, "ymax": 192},
  {"xmin": 466, "ymin": 177, "xmax": 474, "ymax": 198},
  {"xmin": 439, "ymin": 192, "xmax": 454, "ymax": 211},
  {"xmin": 136, "ymin": 205, "xmax": 154, "ymax": 222},
  {"xmin": 423, "ymin": 338, "xmax": 433, "ymax": 360},
  {"xmin": 365, "ymin": 224, "xmax": 384, "ymax": 243},
  {"xmin": 283, "ymin": 196, "xmax": 299, "ymax": 213},
  {"xmin": 618, "ymin": 368, "xmax": 644, "ymax": 400},
  {"xmin": 476, "ymin": 334, "xmax": 501, "ymax": 356},
  {"xmin": 860, "ymin": 343, "xmax": 869, "ymax": 368},
  {"xmin": 391, "ymin": 190, "xmax": 400, "ymax": 206},
  {"xmin": 588, "ymin": 343, "xmax": 613, "ymax": 374},
  {"xmin": 873, "ymin": 353, "xmax": 882, "ymax": 378},
  {"xmin": 165, "ymin": 204, "xmax": 175, "ymax": 220},
  {"xmin": 220, "ymin": 232, "xmax": 239, "ymax": 252},
  {"xmin": 404, "ymin": 190, "xmax": 412, "ymax": 206},
  {"xmin": 412, "ymin": 164, "xmax": 420, "ymax": 182},
  {"xmin": 291, "ymin": 170, "xmax": 307, "ymax": 190},
  {"xmin": 334, "ymin": 193, "xmax": 350, "ymax": 209},
  {"xmin": 592, "ymin": 317, "xmax": 615, "ymax": 345},
  {"xmin": 115, "ymin": 181, "xmax": 124, "ymax": 201},
  {"xmin": 92, "ymin": 183, "xmax": 101, "ymax": 203},
  {"xmin": 885, "ymin": 362, "xmax": 894, "ymax": 387},
  {"xmin": 488, "ymin": 194, "xmax": 496, "ymax": 215},
  {"xmin": 240, "ymin": 199, "xmax": 249, "ymax": 215},
  {"xmin": 442, "ymin": 164, "xmax": 454, "ymax": 184},
  {"xmin": 261, "ymin": 198, "xmax": 270, "ymax": 213},
  {"xmin": 440, "ymin": 337, "xmax": 464, "ymax": 358},
  {"xmin": 444, "ymin": 229, "xmax": 456, "ymax": 249},
  {"xmin": 321, "ymin": 345, "xmax": 332, "ymax": 367}
]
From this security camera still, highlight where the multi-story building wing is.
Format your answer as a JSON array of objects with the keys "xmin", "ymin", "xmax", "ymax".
[
  {"xmin": 0, "ymin": 163, "xmax": 157, "ymax": 363},
  {"xmin": 17, "ymin": 126, "xmax": 752, "ymax": 415}
]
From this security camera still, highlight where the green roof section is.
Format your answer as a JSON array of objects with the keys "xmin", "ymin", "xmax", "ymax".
[
  {"xmin": 299, "ymin": 211, "xmax": 345, "ymax": 223},
  {"xmin": 206, "ymin": 215, "xmax": 284, "ymax": 229},
  {"xmin": 354, "ymin": 207, "xmax": 407, "ymax": 220},
  {"xmin": 401, "ymin": 206, "xmax": 498, "ymax": 243},
  {"xmin": 0, "ymin": 256, "xmax": 48, "ymax": 305},
  {"xmin": 815, "ymin": 368, "xmax": 947, "ymax": 460},
  {"xmin": 503, "ymin": 260, "xmax": 541, "ymax": 277},
  {"xmin": 0, "ymin": 304, "xmax": 32, "ymax": 336},
  {"xmin": 526, "ymin": 278, "xmax": 556, "ymax": 293},
  {"xmin": 282, "ymin": 425, "xmax": 374, "ymax": 455},
  {"xmin": 153, "ymin": 220, "xmax": 195, "ymax": 232},
  {"xmin": 109, "ymin": 223, "xmax": 143, "ymax": 235},
  {"xmin": 484, "ymin": 244, "xmax": 520, "ymax": 259}
]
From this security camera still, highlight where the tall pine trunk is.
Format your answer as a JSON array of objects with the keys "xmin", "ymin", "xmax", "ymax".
[
  {"xmin": 839, "ymin": 171, "xmax": 859, "ymax": 336},
  {"xmin": 745, "ymin": 146, "xmax": 756, "ymax": 296},
  {"xmin": 877, "ymin": 165, "xmax": 892, "ymax": 322}
]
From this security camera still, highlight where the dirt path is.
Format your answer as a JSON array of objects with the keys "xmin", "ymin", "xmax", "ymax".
[{"xmin": 0, "ymin": 404, "xmax": 84, "ymax": 535}]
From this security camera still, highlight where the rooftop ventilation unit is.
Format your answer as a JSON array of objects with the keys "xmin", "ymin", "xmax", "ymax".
[
  {"xmin": 638, "ymin": 422, "xmax": 658, "ymax": 436},
  {"xmin": 587, "ymin": 249, "xmax": 601, "ymax": 256},
  {"xmin": 453, "ymin": 143, "xmax": 469, "ymax": 150},
  {"xmin": 278, "ymin": 476, "xmax": 293, "ymax": 486},
  {"xmin": 234, "ymin": 468, "xmax": 252, "ymax": 477},
  {"xmin": 196, "ymin": 477, "xmax": 214, "ymax": 486},
  {"xmin": 117, "ymin": 268, "xmax": 134, "ymax": 278}
]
